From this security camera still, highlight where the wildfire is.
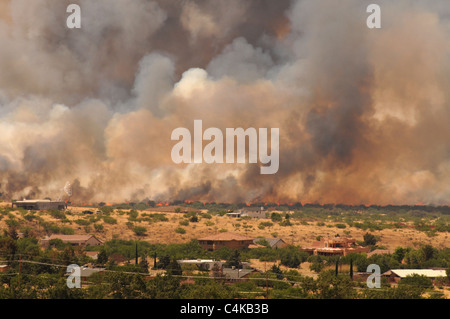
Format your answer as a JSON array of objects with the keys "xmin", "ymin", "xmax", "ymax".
[{"xmin": 156, "ymin": 202, "xmax": 170, "ymax": 206}]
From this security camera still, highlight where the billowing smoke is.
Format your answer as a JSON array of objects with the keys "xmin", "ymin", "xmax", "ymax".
[{"xmin": 0, "ymin": 0, "xmax": 449, "ymax": 205}]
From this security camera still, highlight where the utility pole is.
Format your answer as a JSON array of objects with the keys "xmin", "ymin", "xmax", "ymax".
[
  {"xmin": 18, "ymin": 258, "xmax": 22, "ymax": 286},
  {"xmin": 135, "ymin": 241, "xmax": 139, "ymax": 265},
  {"xmin": 265, "ymin": 261, "xmax": 268, "ymax": 299}
]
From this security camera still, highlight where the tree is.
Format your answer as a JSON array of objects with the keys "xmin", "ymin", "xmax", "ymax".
[
  {"xmin": 393, "ymin": 247, "xmax": 406, "ymax": 263},
  {"xmin": 363, "ymin": 232, "xmax": 377, "ymax": 246},
  {"xmin": 270, "ymin": 264, "xmax": 284, "ymax": 280},
  {"xmin": 421, "ymin": 245, "xmax": 435, "ymax": 261},
  {"xmin": 7, "ymin": 226, "xmax": 19, "ymax": 241},
  {"xmin": 156, "ymin": 255, "xmax": 171, "ymax": 269},
  {"xmin": 349, "ymin": 259, "xmax": 353, "ymax": 280},
  {"xmin": 316, "ymin": 270, "xmax": 357, "ymax": 299},
  {"xmin": 97, "ymin": 250, "xmax": 108, "ymax": 265},
  {"xmin": 146, "ymin": 275, "xmax": 181, "ymax": 299},
  {"xmin": 225, "ymin": 250, "xmax": 241, "ymax": 269},
  {"xmin": 399, "ymin": 274, "xmax": 433, "ymax": 290},
  {"xmin": 139, "ymin": 255, "xmax": 149, "ymax": 273},
  {"xmin": 335, "ymin": 258, "xmax": 339, "ymax": 276},
  {"xmin": 166, "ymin": 258, "xmax": 182, "ymax": 276},
  {"xmin": 271, "ymin": 213, "xmax": 282, "ymax": 222}
]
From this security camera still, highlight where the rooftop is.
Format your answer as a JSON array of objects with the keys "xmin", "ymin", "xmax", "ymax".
[
  {"xmin": 198, "ymin": 232, "xmax": 254, "ymax": 242},
  {"xmin": 43, "ymin": 234, "xmax": 100, "ymax": 242},
  {"xmin": 384, "ymin": 269, "xmax": 447, "ymax": 278},
  {"xmin": 16, "ymin": 199, "xmax": 63, "ymax": 203},
  {"xmin": 222, "ymin": 268, "xmax": 256, "ymax": 279}
]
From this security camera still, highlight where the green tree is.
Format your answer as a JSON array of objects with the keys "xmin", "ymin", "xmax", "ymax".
[
  {"xmin": 97, "ymin": 250, "xmax": 108, "ymax": 265},
  {"xmin": 421, "ymin": 245, "xmax": 435, "ymax": 261},
  {"xmin": 393, "ymin": 247, "xmax": 406, "ymax": 263},
  {"xmin": 316, "ymin": 270, "xmax": 357, "ymax": 299},
  {"xmin": 271, "ymin": 213, "xmax": 282, "ymax": 222},
  {"xmin": 270, "ymin": 264, "xmax": 284, "ymax": 280},
  {"xmin": 399, "ymin": 274, "xmax": 433, "ymax": 290},
  {"xmin": 363, "ymin": 232, "xmax": 377, "ymax": 246},
  {"xmin": 166, "ymin": 258, "xmax": 182, "ymax": 276},
  {"xmin": 156, "ymin": 255, "xmax": 171, "ymax": 269},
  {"xmin": 225, "ymin": 250, "xmax": 241, "ymax": 269},
  {"xmin": 139, "ymin": 255, "xmax": 149, "ymax": 273}
]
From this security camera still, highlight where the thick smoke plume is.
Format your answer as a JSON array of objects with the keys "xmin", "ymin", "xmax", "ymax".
[{"xmin": 0, "ymin": 0, "xmax": 449, "ymax": 205}]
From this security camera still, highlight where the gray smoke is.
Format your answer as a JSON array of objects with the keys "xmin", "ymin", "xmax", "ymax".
[{"xmin": 0, "ymin": 0, "xmax": 449, "ymax": 205}]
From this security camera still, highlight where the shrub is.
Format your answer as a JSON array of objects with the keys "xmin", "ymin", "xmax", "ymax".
[
  {"xmin": 189, "ymin": 215, "xmax": 199, "ymax": 223},
  {"xmin": 99, "ymin": 206, "xmax": 114, "ymax": 214},
  {"xmin": 133, "ymin": 226, "xmax": 147, "ymax": 236},
  {"xmin": 60, "ymin": 227, "xmax": 74, "ymax": 235},
  {"xmin": 179, "ymin": 220, "xmax": 189, "ymax": 226},
  {"xmin": 399, "ymin": 274, "xmax": 433, "ymax": 289},
  {"xmin": 280, "ymin": 219, "xmax": 292, "ymax": 227},
  {"xmin": 259, "ymin": 221, "xmax": 274, "ymax": 229},
  {"xmin": 175, "ymin": 227, "xmax": 186, "ymax": 234},
  {"xmin": 48, "ymin": 210, "xmax": 66, "ymax": 220},
  {"xmin": 74, "ymin": 219, "xmax": 91, "ymax": 226},
  {"xmin": 94, "ymin": 224, "xmax": 104, "ymax": 232},
  {"xmin": 102, "ymin": 216, "xmax": 117, "ymax": 225},
  {"xmin": 271, "ymin": 213, "xmax": 283, "ymax": 222}
]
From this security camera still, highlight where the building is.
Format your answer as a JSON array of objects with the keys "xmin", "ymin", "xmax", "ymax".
[
  {"xmin": 226, "ymin": 212, "xmax": 242, "ymax": 218},
  {"xmin": 252, "ymin": 238, "xmax": 287, "ymax": 249},
  {"xmin": 13, "ymin": 199, "xmax": 66, "ymax": 210},
  {"xmin": 237, "ymin": 207, "xmax": 266, "ymax": 219},
  {"xmin": 66, "ymin": 265, "xmax": 105, "ymax": 283},
  {"xmin": 0, "ymin": 265, "xmax": 9, "ymax": 273},
  {"xmin": 198, "ymin": 233, "xmax": 254, "ymax": 251},
  {"xmin": 383, "ymin": 269, "xmax": 448, "ymax": 283},
  {"xmin": 41, "ymin": 234, "xmax": 103, "ymax": 247},
  {"xmin": 301, "ymin": 237, "xmax": 370, "ymax": 256},
  {"xmin": 177, "ymin": 259, "xmax": 222, "ymax": 271},
  {"xmin": 85, "ymin": 251, "xmax": 99, "ymax": 260},
  {"xmin": 222, "ymin": 267, "xmax": 258, "ymax": 282}
]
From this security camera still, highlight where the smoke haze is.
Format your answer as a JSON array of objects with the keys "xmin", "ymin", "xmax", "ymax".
[{"xmin": 0, "ymin": 0, "xmax": 449, "ymax": 205}]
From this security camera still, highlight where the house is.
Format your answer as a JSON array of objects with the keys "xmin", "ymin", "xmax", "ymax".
[
  {"xmin": 226, "ymin": 212, "xmax": 242, "ymax": 218},
  {"xmin": 67, "ymin": 265, "xmax": 105, "ymax": 283},
  {"xmin": 12, "ymin": 199, "xmax": 66, "ymax": 211},
  {"xmin": 252, "ymin": 238, "xmax": 287, "ymax": 249},
  {"xmin": 0, "ymin": 265, "xmax": 9, "ymax": 273},
  {"xmin": 198, "ymin": 233, "xmax": 254, "ymax": 251},
  {"xmin": 79, "ymin": 266, "xmax": 105, "ymax": 281},
  {"xmin": 300, "ymin": 237, "xmax": 370, "ymax": 256},
  {"xmin": 222, "ymin": 267, "xmax": 258, "ymax": 282},
  {"xmin": 85, "ymin": 251, "xmax": 99, "ymax": 260},
  {"xmin": 230, "ymin": 207, "xmax": 266, "ymax": 219},
  {"xmin": 177, "ymin": 259, "xmax": 222, "ymax": 271},
  {"xmin": 383, "ymin": 269, "xmax": 448, "ymax": 284},
  {"xmin": 41, "ymin": 234, "xmax": 103, "ymax": 247}
]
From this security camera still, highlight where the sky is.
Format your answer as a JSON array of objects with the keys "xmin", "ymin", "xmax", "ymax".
[{"xmin": 0, "ymin": 0, "xmax": 449, "ymax": 205}]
